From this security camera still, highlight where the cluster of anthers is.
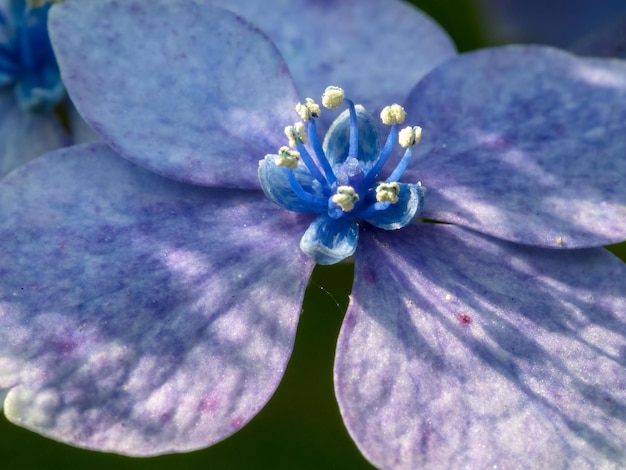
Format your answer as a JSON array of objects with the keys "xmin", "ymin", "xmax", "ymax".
[{"xmin": 259, "ymin": 85, "xmax": 426, "ymax": 264}]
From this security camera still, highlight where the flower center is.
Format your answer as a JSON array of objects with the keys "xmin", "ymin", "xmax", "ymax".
[
  {"xmin": 0, "ymin": 0, "xmax": 65, "ymax": 112},
  {"xmin": 259, "ymin": 86, "xmax": 426, "ymax": 264}
]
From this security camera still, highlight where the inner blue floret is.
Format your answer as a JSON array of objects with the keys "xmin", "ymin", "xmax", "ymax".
[
  {"xmin": 0, "ymin": 0, "xmax": 64, "ymax": 112},
  {"xmin": 259, "ymin": 86, "xmax": 426, "ymax": 265}
]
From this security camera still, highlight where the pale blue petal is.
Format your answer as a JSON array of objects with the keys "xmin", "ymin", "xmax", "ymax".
[
  {"xmin": 49, "ymin": 0, "xmax": 299, "ymax": 189},
  {"xmin": 258, "ymin": 154, "xmax": 326, "ymax": 213},
  {"xmin": 336, "ymin": 223, "xmax": 626, "ymax": 469},
  {"xmin": 323, "ymin": 106, "xmax": 381, "ymax": 169},
  {"xmin": 213, "ymin": 0, "xmax": 456, "ymax": 131},
  {"xmin": 404, "ymin": 46, "xmax": 626, "ymax": 248},
  {"xmin": 363, "ymin": 183, "xmax": 425, "ymax": 230},
  {"xmin": 300, "ymin": 214, "xmax": 358, "ymax": 265},
  {"xmin": 0, "ymin": 89, "xmax": 69, "ymax": 178},
  {"xmin": 0, "ymin": 143, "xmax": 314, "ymax": 455}
]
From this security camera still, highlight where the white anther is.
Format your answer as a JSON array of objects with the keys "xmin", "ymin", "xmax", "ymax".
[
  {"xmin": 399, "ymin": 126, "xmax": 423, "ymax": 148},
  {"xmin": 284, "ymin": 122, "xmax": 307, "ymax": 147},
  {"xmin": 376, "ymin": 182, "xmax": 400, "ymax": 204},
  {"xmin": 380, "ymin": 104, "xmax": 406, "ymax": 125},
  {"xmin": 295, "ymin": 98, "xmax": 320, "ymax": 121},
  {"xmin": 322, "ymin": 86, "xmax": 345, "ymax": 109},
  {"xmin": 276, "ymin": 146, "xmax": 301, "ymax": 169},
  {"xmin": 331, "ymin": 186, "xmax": 359, "ymax": 212}
]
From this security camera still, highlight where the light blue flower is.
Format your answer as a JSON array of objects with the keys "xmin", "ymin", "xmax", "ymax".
[
  {"xmin": 1, "ymin": 1, "xmax": 626, "ymax": 468},
  {"xmin": 0, "ymin": 0, "xmax": 94, "ymax": 178}
]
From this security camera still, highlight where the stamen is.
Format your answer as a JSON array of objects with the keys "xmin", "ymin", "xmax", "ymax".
[
  {"xmin": 346, "ymin": 99, "xmax": 359, "ymax": 159},
  {"xmin": 357, "ymin": 201, "xmax": 392, "ymax": 219},
  {"xmin": 331, "ymin": 186, "xmax": 359, "ymax": 212},
  {"xmin": 284, "ymin": 168, "xmax": 328, "ymax": 210},
  {"xmin": 307, "ymin": 118, "xmax": 337, "ymax": 185},
  {"xmin": 376, "ymin": 182, "xmax": 400, "ymax": 204},
  {"xmin": 363, "ymin": 124, "xmax": 399, "ymax": 186},
  {"xmin": 295, "ymin": 98, "xmax": 320, "ymax": 121},
  {"xmin": 276, "ymin": 146, "xmax": 300, "ymax": 169},
  {"xmin": 380, "ymin": 104, "xmax": 406, "ymax": 125},
  {"xmin": 322, "ymin": 86, "xmax": 345, "ymax": 109},
  {"xmin": 284, "ymin": 122, "xmax": 307, "ymax": 147},
  {"xmin": 399, "ymin": 126, "xmax": 422, "ymax": 148}
]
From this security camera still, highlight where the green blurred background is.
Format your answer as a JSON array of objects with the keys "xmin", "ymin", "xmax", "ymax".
[{"xmin": 2, "ymin": 1, "xmax": 625, "ymax": 468}]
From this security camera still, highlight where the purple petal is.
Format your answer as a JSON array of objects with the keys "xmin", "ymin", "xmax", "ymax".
[
  {"xmin": 404, "ymin": 46, "xmax": 626, "ymax": 247},
  {"xmin": 336, "ymin": 223, "xmax": 626, "ymax": 469},
  {"xmin": 0, "ymin": 143, "xmax": 313, "ymax": 455},
  {"xmin": 0, "ymin": 90, "xmax": 70, "ymax": 178},
  {"xmin": 49, "ymin": 0, "xmax": 299, "ymax": 189},
  {"xmin": 214, "ymin": 0, "xmax": 456, "ymax": 131}
]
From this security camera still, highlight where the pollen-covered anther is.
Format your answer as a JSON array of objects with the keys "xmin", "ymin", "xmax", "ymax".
[
  {"xmin": 376, "ymin": 182, "xmax": 400, "ymax": 204},
  {"xmin": 284, "ymin": 122, "xmax": 307, "ymax": 147},
  {"xmin": 276, "ymin": 146, "xmax": 301, "ymax": 169},
  {"xmin": 380, "ymin": 104, "xmax": 406, "ymax": 125},
  {"xmin": 322, "ymin": 86, "xmax": 345, "ymax": 109},
  {"xmin": 331, "ymin": 186, "xmax": 359, "ymax": 212},
  {"xmin": 295, "ymin": 98, "xmax": 320, "ymax": 121},
  {"xmin": 399, "ymin": 126, "xmax": 423, "ymax": 148}
]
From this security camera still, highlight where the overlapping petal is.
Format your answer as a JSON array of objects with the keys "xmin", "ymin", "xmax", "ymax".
[
  {"xmin": 0, "ymin": 143, "xmax": 314, "ymax": 455},
  {"xmin": 212, "ymin": 0, "xmax": 456, "ymax": 131},
  {"xmin": 336, "ymin": 223, "xmax": 626, "ymax": 469},
  {"xmin": 49, "ymin": 0, "xmax": 300, "ymax": 189},
  {"xmin": 0, "ymin": 89, "xmax": 69, "ymax": 178},
  {"xmin": 403, "ymin": 46, "xmax": 626, "ymax": 248}
]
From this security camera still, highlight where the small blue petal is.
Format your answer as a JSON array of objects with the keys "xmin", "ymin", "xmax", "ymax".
[
  {"xmin": 323, "ymin": 106, "xmax": 381, "ymax": 169},
  {"xmin": 364, "ymin": 183, "xmax": 426, "ymax": 230},
  {"xmin": 300, "ymin": 214, "xmax": 359, "ymax": 265},
  {"xmin": 258, "ymin": 154, "xmax": 327, "ymax": 213}
]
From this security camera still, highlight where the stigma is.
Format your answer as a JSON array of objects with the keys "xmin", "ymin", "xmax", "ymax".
[
  {"xmin": 0, "ymin": 0, "xmax": 65, "ymax": 113},
  {"xmin": 259, "ymin": 86, "xmax": 426, "ymax": 265}
]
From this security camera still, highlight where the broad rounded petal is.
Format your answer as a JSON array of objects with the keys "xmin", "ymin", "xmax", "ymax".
[
  {"xmin": 300, "ymin": 214, "xmax": 358, "ymax": 265},
  {"xmin": 404, "ymin": 46, "xmax": 626, "ymax": 247},
  {"xmin": 0, "ymin": 143, "xmax": 314, "ymax": 455},
  {"xmin": 213, "ymin": 0, "xmax": 456, "ymax": 131},
  {"xmin": 323, "ymin": 106, "xmax": 381, "ymax": 168},
  {"xmin": 336, "ymin": 223, "xmax": 626, "ymax": 469},
  {"xmin": 0, "ymin": 90, "xmax": 69, "ymax": 178},
  {"xmin": 259, "ymin": 154, "xmax": 326, "ymax": 213},
  {"xmin": 49, "ymin": 0, "xmax": 299, "ymax": 189},
  {"xmin": 363, "ymin": 183, "xmax": 425, "ymax": 230}
]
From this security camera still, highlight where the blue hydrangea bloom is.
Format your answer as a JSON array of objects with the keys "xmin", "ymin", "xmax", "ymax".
[
  {"xmin": 0, "ymin": 0, "xmax": 95, "ymax": 177},
  {"xmin": 1, "ymin": 1, "xmax": 626, "ymax": 468}
]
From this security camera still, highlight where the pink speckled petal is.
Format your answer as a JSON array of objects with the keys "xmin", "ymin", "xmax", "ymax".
[
  {"xmin": 336, "ymin": 223, "xmax": 626, "ymax": 469},
  {"xmin": 404, "ymin": 46, "xmax": 626, "ymax": 248},
  {"xmin": 49, "ymin": 0, "xmax": 299, "ymax": 189},
  {"xmin": 0, "ymin": 143, "xmax": 313, "ymax": 455}
]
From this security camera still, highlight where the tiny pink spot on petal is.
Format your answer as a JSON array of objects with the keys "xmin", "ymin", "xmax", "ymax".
[
  {"xmin": 231, "ymin": 416, "xmax": 245, "ymax": 428},
  {"xmin": 457, "ymin": 313, "xmax": 472, "ymax": 325},
  {"xmin": 199, "ymin": 396, "xmax": 219, "ymax": 412}
]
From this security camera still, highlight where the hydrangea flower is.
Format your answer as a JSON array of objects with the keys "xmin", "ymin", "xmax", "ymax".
[
  {"xmin": 1, "ymin": 0, "xmax": 626, "ymax": 468},
  {"xmin": 0, "ymin": 0, "xmax": 94, "ymax": 178}
]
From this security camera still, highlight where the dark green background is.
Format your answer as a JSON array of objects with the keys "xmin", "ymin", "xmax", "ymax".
[{"xmin": 2, "ymin": 1, "xmax": 624, "ymax": 468}]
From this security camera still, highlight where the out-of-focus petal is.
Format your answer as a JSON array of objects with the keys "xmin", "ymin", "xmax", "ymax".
[
  {"xmin": 571, "ymin": 15, "xmax": 626, "ymax": 59},
  {"xmin": 213, "ymin": 0, "xmax": 456, "ymax": 131},
  {"xmin": 404, "ymin": 46, "xmax": 626, "ymax": 248},
  {"xmin": 49, "ymin": 0, "xmax": 299, "ymax": 189},
  {"xmin": 336, "ymin": 223, "xmax": 626, "ymax": 469},
  {"xmin": 0, "ymin": 143, "xmax": 313, "ymax": 455},
  {"xmin": 0, "ymin": 90, "xmax": 69, "ymax": 178}
]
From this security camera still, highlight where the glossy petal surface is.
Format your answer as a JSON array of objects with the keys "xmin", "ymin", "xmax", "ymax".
[
  {"xmin": 300, "ymin": 214, "xmax": 358, "ymax": 265},
  {"xmin": 404, "ymin": 46, "xmax": 626, "ymax": 248},
  {"xmin": 49, "ymin": 0, "xmax": 299, "ymax": 189},
  {"xmin": 336, "ymin": 223, "xmax": 626, "ymax": 469},
  {"xmin": 213, "ymin": 0, "xmax": 456, "ymax": 131},
  {"xmin": 323, "ymin": 106, "xmax": 381, "ymax": 168},
  {"xmin": 363, "ymin": 183, "xmax": 425, "ymax": 230},
  {"xmin": 0, "ymin": 143, "xmax": 314, "ymax": 455},
  {"xmin": 0, "ymin": 90, "xmax": 69, "ymax": 178}
]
